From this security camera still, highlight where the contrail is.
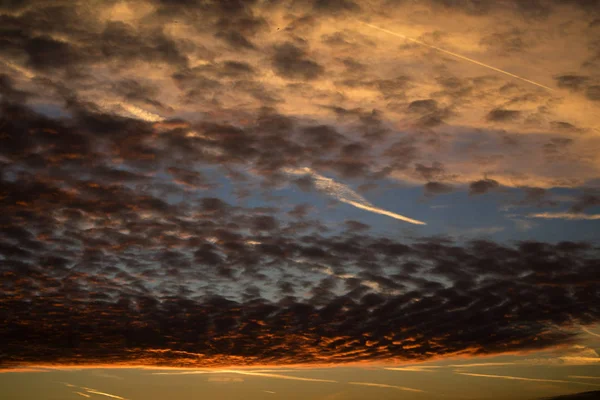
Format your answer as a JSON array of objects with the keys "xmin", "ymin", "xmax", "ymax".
[
  {"xmin": 348, "ymin": 381, "xmax": 425, "ymax": 393},
  {"xmin": 357, "ymin": 21, "xmax": 554, "ymax": 92},
  {"xmin": 283, "ymin": 167, "xmax": 426, "ymax": 225},
  {"xmin": 153, "ymin": 369, "xmax": 337, "ymax": 383}
]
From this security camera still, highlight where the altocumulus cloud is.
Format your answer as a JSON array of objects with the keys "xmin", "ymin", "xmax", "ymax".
[{"xmin": 0, "ymin": 0, "xmax": 599, "ymax": 372}]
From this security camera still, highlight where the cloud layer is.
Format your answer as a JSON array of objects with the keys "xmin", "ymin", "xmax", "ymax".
[{"xmin": 0, "ymin": 0, "xmax": 599, "ymax": 369}]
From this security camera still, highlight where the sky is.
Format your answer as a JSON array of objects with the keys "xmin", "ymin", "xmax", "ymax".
[{"xmin": 0, "ymin": 0, "xmax": 599, "ymax": 399}]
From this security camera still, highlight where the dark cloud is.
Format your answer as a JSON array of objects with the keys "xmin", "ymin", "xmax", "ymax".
[
  {"xmin": 407, "ymin": 99, "xmax": 452, "ymax": 127},
  {"xmin": 554, "ymin": 75, "xmax": 590, "ymax": 91},
  {"xmin": 424, "ymin": 181, "xmax": 454, "ymax": 196},
  {"xmin": 1, "ymin": 0, "xmax": 599, "ymax": 373},
  {"xmin": 570, "ymin": 191, "xmax": 600, "ymax": 213},
  {"xmin": 313, "ymin": 0, "xmax": 361, "ymax": 13},
  {"xmin": 516, "ymin": 187, "xmax": 558, "ymax": 208},
  {"xmin": 469, "ymin": 178, "xmax": 500, "ymax": 195},
  {"xmin": 24, "ymin": 35, "xmax": 83, "ymax": 71},
  {"xmin": 415, "ymin": 162, "xmax": 445, "ymax": 180},
  {"xmin": 1, "ymin": 231, "xmax": 598, "ymax": 367},
  {"xmin": 480, "ymin": 28, "xmax": 531, "ymax": 55},
  {"xmin": 271, "ymin": 42, "xmax": 324, "ymax": 80},
  {"xmin": 215, "ymin": 30, "xmax": 257, "ymax": 50},
  {"xmin": 487, "ymin": 108, "xmax": 521, "ymax": 122},
  {"xmin": 586, "ymin": 85, "xmax": 600, "ymax": 101},
  {"xmin": 344, "ymin": 220, "xmax": 370, "ymax": 231}
]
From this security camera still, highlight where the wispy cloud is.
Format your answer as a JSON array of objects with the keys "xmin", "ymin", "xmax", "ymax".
[
  {"xmin": 0, "ymin": 368, "xmax": 49, "ymax": 373},
  {"xmin": 81, "ymin": 387, "xmax": 128, "ymax": 400},
  {"xmin": 74, "ymin": 392, "xmax": 91, "ymax": 398},
  {"xmin": 569, "ymin": 376, "xmax": 600, "ymax": 380},
  {"xmin": 385, "ymin": 366, "xmax": 440, "ymax": 372},
  {"xmin": 152, "ymin": 369, "xmax": 337, "ymax": 383},
  {"xmin": 527, "ymin": 212, "xmax": 600, "ymax": 220},
  {"xmin": 120, "ymin": 103, "xmax": 165, "ymax": 122},
  {"xmin": 348, "ymin": 381, "xmax": 425, "ymax": 393},
  {"xmin": 582, "ymin": 327, "xmax": 600, "ymax": 338},
  {"xmin": 284, "ymin": 167, "xmax": 426, "ymax": 225},
  {"xmin": 457, "ymin": 373, "xmax": 600, "ymax": 387},
  {"xmin": 448, "ymin": 363, "xmax": 517, "ymax": 368}
]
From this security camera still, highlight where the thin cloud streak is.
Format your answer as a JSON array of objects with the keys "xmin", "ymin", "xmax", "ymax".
[
  {"xmin": 582, "ymin": 327, "xmax": 600, "ymax": 338},
  {"xmin": 348, "ymin": 381, "xmax": 425, "ymax": 393},
  {"xmin": 569, "ymin": 376, "xmax": 600, "ymax": 380},
  {"xmin": 75, "ymin": 393, "xmax": 91, "ymax": 398},
  {"xmin": 448, "ymin": 363, "xmax": 517, "ymax": 368},
  {"xmin": 385, "ymin": 366, "xmax": 440, "ymax": 372},
  {"xmin": 357, "ymin": 21, "xmax": 555, "ymax": 91},
  {"xmin": 457, "ymin": 373, "xmax": 600, "ymax": 387},
  {"xmin": 81, "ymin": 387, "xmax": 128, "ymax": 400},
  {"xmin": 284, "ymin": 167, "xmax": 426, "ymax": 225},
  {"xmin": 527, "ymin": 212, "xmax": 600, "ymax": 220},
  {"xmin": 152, "ymin": 369, "xmax": 338, "ymax": 383}
]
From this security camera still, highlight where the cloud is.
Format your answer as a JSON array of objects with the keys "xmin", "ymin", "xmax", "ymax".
[
  {"xmin": 80, "ymin": 387, "xmax": 127, "ymax": 400},
  {"xmin": 0, "ymin": 0, "xmax": 599, "ymax": 372},
  {"xmin": 207, "ymin": 376, "xmax": 244, "ymax": 383},
  {"xmin": 271, "ymin": 43, "xmax": 324, "ymax": 81},
  {"xmin": 469, "ymin": 179, "xmax": 500, "ymax": 195},
  {"xmin": 569, "ymin": 377, "xmax": 600, "ymax": 380},
  {"xmin": 153, "ymin": 370, "xmax": 337, "ymax": 383},
  {"xmin": 348, "ymin": 381, "xmax": 425, "ymax": 393},
  {"xmin": 385, "ymin": 366, "xmax": 440, "ymax": 372},
  {"xmin": 424, "ymin": 181, "xmax": 454, "ymax": 197},
  {"xmin": 457, "ymin": 373, "xmax": 600, "ymax": 387},
  {"xmin": 285, "ymin": 167, "xmax": 426, "ymax": 225},
  {"xmin": 570, "ymin": 193, "xmax": 600, "ymax": 213},
  {"xmin": 487, "ymin": 108, "xmax": 521, "ymax": 122},
  {"xmin": 527, "ymin": 212, "xmax": 600, "ymax": 220},
  {"xmin": 582, "ymin": 327, "xmax": 600, "ymax": 338},
  {"xmin": 2, "ymin": 231, "xmax": 599, "ymax": 367},
  {"xmin": 448, "ymin": 362, "xmax": 517, "ymax": 368}
]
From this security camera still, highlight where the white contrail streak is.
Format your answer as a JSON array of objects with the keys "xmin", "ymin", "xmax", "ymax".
[
  {"xmin": 348, "ymin": 381, "xmax": 425, "ymax": 393},
  {"xmin": 357, "ymin": 21, "xmax": 554, "ymax": 92},
  {"xmin": 284, "ymin": 167, "xmax": 426, "ymax": 225}
]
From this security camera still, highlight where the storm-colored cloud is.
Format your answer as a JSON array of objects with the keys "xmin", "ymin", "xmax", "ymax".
[{"xmin": 1, "ymin": 0, "xmax": 599, "ymax": 374}]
